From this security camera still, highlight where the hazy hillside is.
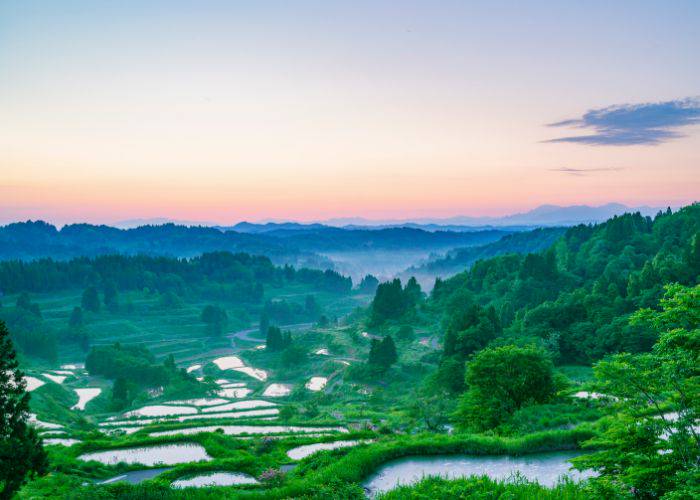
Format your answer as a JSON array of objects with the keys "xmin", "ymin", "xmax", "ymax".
[{"xmin": 403, "ymin": 227, "xmax": 567, "ymax": 285}]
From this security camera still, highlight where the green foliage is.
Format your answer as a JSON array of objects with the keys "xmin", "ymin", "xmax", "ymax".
[
  {"xmin": 455, "ymin": 345, "xmax": 556, "ymax": 431},
  {"xmin": 81, "ymin": 286, "xmax": 100, "ymax": 313},
  {"xmin": 0, "ymin": 321, "xmax": 48, "ymax": 499},
  {"xmin": 103, "ymin": 282, "xmax": 119, "ymax": 312},
  {"xmin": 85, "ymin": 343, "xmax": 168, "ymax": 387},
  {"xmin": 376, "ymin": 475, "xmax": 593, "ymax": 499},
  {"xmin": 368, "ymin": 336, "xmax": 398, "ymax": 371},
  {"xmin": 357, "ymin": 274, "xmax": 379, "ymax": 294},
  {"xmin": 266, "ymin": 326, "xmax": 292, "ymax": 352},
  {"xmin": 370, "ymin": 278, "xmax": 421, "ymax": 325},
  {"xmin": 574, "ymin": 284, "xmax": 700, "ymax": 499},
  {"xmin": 430, "ymin": 204, "xmax": 700, "ymax": 364},
  {"xmin": 200, "ymin": 304, "xmax": 228, "ymax": 336}
]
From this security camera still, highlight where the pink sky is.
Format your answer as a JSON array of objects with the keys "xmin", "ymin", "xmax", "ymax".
[{"xmin": 1, "ymin": 2, "xmax": 698, "ymax": 225}]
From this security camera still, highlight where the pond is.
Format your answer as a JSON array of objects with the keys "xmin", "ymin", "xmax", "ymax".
[
  {"xmin": 79, "ymin": 443, "xmax": 211, "ymax": 466},
  {"xmin": 363, "ymin": 452, "xmax": 595, "ymax": 496},
  {"xmin": 99, "ymin": 467, "xmax": 172, "ymax": 485},
  {"xmin": 171, "ymin": 471, "xmax": 258, "ymax": 488},
  {"xmin": 72, "ymin": 388, "xmax": 102, "ymax": 410},
  {"xmin": 287, "ymin": 440, "xmax": 366, "ymax": 460}
]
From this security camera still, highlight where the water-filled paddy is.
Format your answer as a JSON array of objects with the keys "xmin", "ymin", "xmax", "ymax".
[
  {"xmin": 201, "ymin": 400, "xmax": 276, "ymax": 413},
  {"xmin": 79, "ymin": 443, "xmax": 211, "ymax": 466},
  {"xmin": 164, "ymin": 398, "xmax": 229, "ymax": 407},
  {"xmin": 287, "ymin": 440, "xmax": 366, "ymax": 460},
  {"xmin": 150, "ymin": 424, "xmax": 348, "ymax": 437},
  {"xmin": 124, "ymin": 405, "xmax": 198, "ymax": 417},
  {"xmin": 217, "ymin": 387, "xmax": 252, "ymax": 398},
  {"xmin": 72, "ymin": 388, "xmax": 102, "ymax": 410},
  {"xmin": 305, "ymin": 377, "xmax": 327, "ymax": 391},
  {"xmin": 178, "ymin": 408, "xmax": 279, "ymax": 421},
  {"xmin": 44, "ymin": 438, "xmax": 82, "ymax": 447},
  {"xmin": 213, "ymin": 356, "xmax": 244, "ymax": 369},
  {"xmin": 263, "ymin": 384, "xmax": 292, "ymax": 397},
  {"xmin": 42, "ymin": 373, "xmax": 67, "ymax": 384},
  {"xmin": 24, "ymin": 376, "xmax": 45, "ymax": 392},
  {"xmin": 99, "ymin": 467, "xmax": 172, "ymax": 485},
  {"xmin": 171, "ymin": 472, "xmax": 259, "ymax": 488},
  {"xmin": 363, "ymin": 452, "xmax": 595, "ymax": 496}
]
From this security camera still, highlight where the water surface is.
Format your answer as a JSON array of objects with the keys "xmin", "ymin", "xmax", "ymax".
[
  {"xmin": 99, "ymin": 467, "xmax": 172, "ymax": 484},
  {"xmin": 305, "ymin": 377, "xmax": 327, "ymax": 391},
  {"xmin": 171, "ymin": 471, "xmax": 258, "ymax": 488},
  {"xmin": 363, "ymin": 452, "xmax": 595, "ymax": 496},
  {"xmin": 287, "ymin": 440, "xmax": 365, "ymax": 460},
  {"xmin": 79, "ymin": 443, "xmax": 211, "ymax": 466},
  {"xmin": 72, "ymin": 388, "xmax": 102, "ymax": 410},
  {"xmin": 150, "ymin": 424, "xmax": 347, "ymax": 437}
]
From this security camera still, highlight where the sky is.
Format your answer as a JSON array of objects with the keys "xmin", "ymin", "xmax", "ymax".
[{"xmin": 1, "ymin": 0, "xmax": 699, "ymax": 225}]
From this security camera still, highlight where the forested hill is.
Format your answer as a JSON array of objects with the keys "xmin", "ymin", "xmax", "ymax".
[
  {"xmin": 0, "ymin": 220, "xmax": 509, "ymax": 262},
  {"xmin": 404, "ymin": 226, "xmax": 566, "ymax": 280},
  {"xmin": 0, "ymin": 221, "xmax": 314, "ymax": 264},
  {"xmin": 222, "ymin": 224, "xmax": 510, "ymax": 251},
  {"xmin": 428, "ymin": 204, "xmax": 699, "ymax": 367},
  {"xmin": 0, "ymin": 251, "xmax": 352, "ymax": 361},
  {"xmin": 0, "ymin": 251, "xmax": 351, "ymax": 295}
]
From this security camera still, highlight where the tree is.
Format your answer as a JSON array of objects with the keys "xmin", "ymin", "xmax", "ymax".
[
  {"xmin": 0, "ymin": 321, "xmax": 48, "ymax": 498},
  {"xmin": 454, "ymin": 345, "xmax": 555, "ymax": 431},
  {"xmin": 304, "ymin": 295, "xmax": 321, "ymax": 318},
  {"xmin": 575, "ymin": 284, "xmax": 700, "ymax": 498},
  {"xmin": 103, "ymin": 282, "xmax": 119, "ymax": 312},
  {"xmin": 259, "ymin": 312, "xmax": 270, "ymax": 337},
  {"xmin": 68, "ymin": 306, "xmax": 84, "ymax": 329},
  {"xmin": 369, "ymin": 336, "xmax": 398, "ymax": 371},
  {"xmin": 111, "ymin": 377, "xmax": 129, "ymax": 409},
  {"xmin": 370, "ymin": 279, "xmax": 408, "ymax": 325},
  {"xmin": 200, "ymin": 305, "xmax": 228, "ymax": 336},
  {"xmin": 15, "ymin": 293, "xmax": 40, "ymax": 318},
  {"xmin": 358, "ymin": 274, "xmax": 379, "ymax": 294},
  {"xmin": 81, "ymin": 286, "xmax": 100, "ymax": 313},
  {"xmin": 404, "ymin": 277, "xmax": 423, "ymax": 306},
  {"xmin": 266, "ymin": 326, "xmax": 292, "ymax": 352}
]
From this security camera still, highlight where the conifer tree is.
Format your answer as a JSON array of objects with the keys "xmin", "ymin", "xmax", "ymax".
[{"xmin": 0, "ymin": 321, "xmax": 48, "ymax": 498}]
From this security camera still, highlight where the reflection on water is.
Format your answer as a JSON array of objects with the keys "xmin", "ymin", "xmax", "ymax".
[
  {"xmin": 287, "ymin": 440, "xmax": 366, "ymax": 460},
  {"xmin": 79, "ymin": 443, "xmax": 211, "ymax": 466},
  {"xmin": 99, "ymin": 467, "xmax": 172, "ymax": 485},
  {"xmin": 363, "ymin": 452, "xmax": 595, "ymax": 496},
  {"xmin": 172, "ymin": 471, "xmax": 258, "ymax": 488}
]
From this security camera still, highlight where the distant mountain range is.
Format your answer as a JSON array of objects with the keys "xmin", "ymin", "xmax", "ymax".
[
  {"xmin": 319, "ymin": 203, "xmax": 665, "ymax": 228},
  {"xmin": 111, "ymin": 203, "xmax": 666, "ymax": 231}
]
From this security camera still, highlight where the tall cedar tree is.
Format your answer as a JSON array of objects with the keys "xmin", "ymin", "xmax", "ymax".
[
  {"xmin": 369, "ymin": 335, "xmax": 398, "ymax": 370},
  {"xmin": 0, "ymin": 321, "xmax": 48, "ymax": 499}
]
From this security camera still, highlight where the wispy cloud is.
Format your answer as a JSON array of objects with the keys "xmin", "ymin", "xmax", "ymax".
[
  {"xmin": 549, "ymin": 167, "xmax": 624, "ymax": 176},
  {"xmin": 545, "ymin": 98, "xmax": 700, "ymax": 146}
]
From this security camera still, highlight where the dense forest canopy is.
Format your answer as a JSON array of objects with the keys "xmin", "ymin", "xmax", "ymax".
[
  {"xmin": 407, "ymin": 226, "xmax": 567, "ymax": 277},
  {"xmin": 424, "ymin": 205, "xmax": 699, "ymax": 366},
  {"xmin": 0, "ymin": 220, "xmax": 510, "ymax": 261}
]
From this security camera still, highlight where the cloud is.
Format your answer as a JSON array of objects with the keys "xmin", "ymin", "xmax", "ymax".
[
  {"xmin": 549, "ymin": 167, "xmax": 624, "ymax": 176},
  {"xmin": 545, "ymin": 98, "xmax": 700, "ymax": 146}
]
